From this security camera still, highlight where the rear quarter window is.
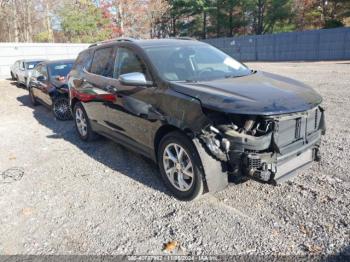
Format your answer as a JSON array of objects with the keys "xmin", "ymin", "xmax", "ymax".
[
  {"xmin": 90, "ymin": 47, "xmax": 115, "ymax": 78},
  {"xmin": 73, "ymin": 49, "xmax": 93, "ymax": 71}
]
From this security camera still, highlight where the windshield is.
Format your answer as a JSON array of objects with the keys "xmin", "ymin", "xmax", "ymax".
[
  {"xmin": 26, "ymin": 61, "xmax": 42, "ymax": 70},
  {"xmin": 48, "ymin": 62, "xmax": 73, "ymax": 78},
  {"xmin": 145, "ymin": 44, "xmax": 251, "ymax": 82}
]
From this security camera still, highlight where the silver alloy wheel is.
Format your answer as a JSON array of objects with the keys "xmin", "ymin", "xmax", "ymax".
[
  {"xmin": 163, "ymin": 143, "xmax": 194, "ymax": 191},
  {"xmin": 75, "ymin": 107, "xmax": 88, "ymax": 137},
  {"xmin": 53, "ymin": 99, "xmax": 71, "ymax": 120}
]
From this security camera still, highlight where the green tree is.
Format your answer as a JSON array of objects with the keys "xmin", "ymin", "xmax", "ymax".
[
  {"xmin": 248, "ymin": 0, "xmax": 293, "ymax": 34},
  {"xmin": 214, "ymin": 0, "xmax": 251, "ymax": 37},
  {"xmin": 59, "ymin": 0, "xmax": 112, "ymax": 43},
  {"xmin": 322, "ymin": 0, "xmax": 350, "ymax": 28}
]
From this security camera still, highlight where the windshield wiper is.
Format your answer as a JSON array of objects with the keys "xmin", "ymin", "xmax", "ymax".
[{"xmin": 225, "ymin": 72, "xmax": 254, "ymax": 79}]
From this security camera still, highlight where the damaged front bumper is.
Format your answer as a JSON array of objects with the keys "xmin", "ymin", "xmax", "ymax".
[
  {"xmin": 241, "ymin": 130, "xmax": 321, "ymax": 183},
  {"xmin": 200, "ymin": 106, "xmax": 325, "ymax": 184}
]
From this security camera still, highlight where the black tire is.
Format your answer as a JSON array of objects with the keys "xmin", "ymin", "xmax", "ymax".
[
  {"xmin": 52, "ymin": 97, "xmax": 72, "ymax": 121},
  {"xmin": 157, "ymin": 131, "xmax": 204, "ymax": 201},
  {"xmin": 24, "ymin": 77, "xmax": 28, "ymax": 89},
  {"xmin": 73, "ymin": 102, "xmax": 98, "ymax": 141},
  {"xmin": 29, "ymin": 88, "xmax": 38, "ymax": 106},
  {"xmin": 11, "ymin": 72, "xmax": 15, "ymax": 81},
  {"xmin": 16, "ymin": 75, "xmax": 20, "ymax": 87}
]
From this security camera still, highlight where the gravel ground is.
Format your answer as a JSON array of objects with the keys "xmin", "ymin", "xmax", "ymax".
[{"xmin": 0, "ymin": 61, "xmax": 349, "ymax": 257}]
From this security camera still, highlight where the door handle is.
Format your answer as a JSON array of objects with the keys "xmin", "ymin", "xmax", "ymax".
[{"xmin": 105, "ymin": 85, "xmax": 118, "ymax": 93}]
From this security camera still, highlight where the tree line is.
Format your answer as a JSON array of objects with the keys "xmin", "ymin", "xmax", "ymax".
[{"xmin": 0, "ymin": 0, "xmax": 349, "ymax": 43}]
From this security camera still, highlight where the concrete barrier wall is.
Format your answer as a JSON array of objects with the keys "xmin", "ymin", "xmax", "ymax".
[
  {"xmin": 203, "ymin": 27, "xmax": 350, "ymax": 62},
  {"xmin": 0, "ymin": 43, "xmax": 90, "ymax": 79}
]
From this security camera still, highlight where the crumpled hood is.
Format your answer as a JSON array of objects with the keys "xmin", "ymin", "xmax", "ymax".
[{"xmin": 170, "ymin": 71, "xmax": 322, "ymax": 115}]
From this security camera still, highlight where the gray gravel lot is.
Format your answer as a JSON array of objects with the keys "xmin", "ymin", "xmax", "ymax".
[{"xmin": 0, "ymin": 61, "xmax": 349, "ymax": 256}]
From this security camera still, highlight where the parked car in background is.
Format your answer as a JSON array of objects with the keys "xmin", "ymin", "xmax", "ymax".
[
  {"xmin": 68, "ymin": 38, "xmax": 325, "ymax": 200},
  {"xmin": 10, "ymin": 60, "xmax": 21, "ymax": 80},
  {"xmin": 15, "ymin": 59, "xmax": 45, "ymax": 88},
  {"xmin": 28, "ymin": 59, "xmax": 74, "ymax": 120}
]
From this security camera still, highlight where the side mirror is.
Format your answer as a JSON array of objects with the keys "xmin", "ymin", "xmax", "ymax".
[
  {"xmin": 37, "ymin": 75, "xmax": 46, "ymax": 82},
  {"xmin": 119, "ymin": 72, "xmax": 153, "ymax": 86}
]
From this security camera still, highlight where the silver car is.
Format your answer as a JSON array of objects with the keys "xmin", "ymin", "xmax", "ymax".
[{"xmin": 11, "ymin": 59, "xmax": 45, "ymax": 88}]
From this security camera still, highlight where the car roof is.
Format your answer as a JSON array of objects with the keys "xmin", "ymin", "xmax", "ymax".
[
  {"xmin": 89, "ymin": 38, "xmax": 207, "ymax": 50},
  {"xmin": 134, "ymin": 39, "xmax": 205, "ymax": 48},
  {"xmin": 22, "ymin": 59, "xmax": 46, "ymax": 63},
  {"xmin": 41, "ymin": 59, "xmax": 75, "ymax": 65}
]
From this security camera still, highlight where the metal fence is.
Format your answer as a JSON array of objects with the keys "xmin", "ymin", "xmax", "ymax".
[
  {"xmin": 0, "ymin": 43, "xmax": 89, "ymax": 79},
  {"xmin": 1, "ymin": 28, "xmax": 349, "ymax": 78},
  {"xmin": 203, "ymin": 27, "xmax": 350, "ymax": 62}
]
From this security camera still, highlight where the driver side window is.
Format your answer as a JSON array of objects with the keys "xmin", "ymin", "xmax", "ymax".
[{"xmin": 113, "ymin": 48, "xmax": 150, "ymax": 80}]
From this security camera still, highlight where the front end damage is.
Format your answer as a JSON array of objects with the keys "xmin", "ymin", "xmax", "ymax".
[{"xmin": 199, "ymin": 106, "xmax": 325, "ymax": 184}]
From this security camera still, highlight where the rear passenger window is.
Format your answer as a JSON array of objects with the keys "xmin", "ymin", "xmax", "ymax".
[{"xmin": 90, "ymin": 47, "xmax": 114, "ymax": 78}]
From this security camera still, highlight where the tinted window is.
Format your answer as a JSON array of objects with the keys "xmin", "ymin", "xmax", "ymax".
[
  {"xmin": 145, "ymin": 44, "xmax": 251, "ymax": 82},
  {"xmin": 74, "ymin": 50, "xmax": 92, "ymax": 71},
  {"xmin": 114, "ymin": 48, "xmax": 149, "ymax": 79},
  {"xmin": 90, "ymin": 47, "xmax": 114, "ymax": 77},
  {"xmin": 48, "ymin": 62, "xmax": 73, "ymax": 77}
]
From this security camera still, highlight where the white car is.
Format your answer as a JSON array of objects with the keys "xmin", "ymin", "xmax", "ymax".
[
  {"xmin": 11, "ymin": 59, "xmax": 45, "ymax": 88},
  {"xmin": 10, "ymin": 60, "xmax": 20, "ymax": 80}
]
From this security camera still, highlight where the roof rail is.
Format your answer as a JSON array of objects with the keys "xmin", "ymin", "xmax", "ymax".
[
  {"xmin": 88, "ymin": 37, "xmax": 137, "ymax": 48},
  {"xmin": 168, "ymin": 37, "xmax": 197, "ymax": 41}
]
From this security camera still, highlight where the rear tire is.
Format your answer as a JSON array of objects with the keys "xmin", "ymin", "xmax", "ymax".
[
  {"xmin": 11, "ymin": 72, "xmax": 15, "ymax": 80},
  {"xmin": 158, "ymin": 131, "xmax": 204, "ymax": 201},
  {"xmin": 73, "ymin": 102, "xmax": 98, "ymax": 141},
  {"xmin": 24, "ymin": 77, "xmax": 29, "ymax": 89},
  {"xmin": 52, "ymin": 97, "xmax": 72, "ymax": 121},
  {"xmin": 16, "ymin": 75, "xmax": 20, "ymax": 86},
  {"xmin": 29, "ymin": 88, "xmax": 38, "ymax": 106}
]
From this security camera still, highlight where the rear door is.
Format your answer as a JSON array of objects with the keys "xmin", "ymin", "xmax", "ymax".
[{"xmin": 79, "ymin": 46, "xmax": 117, "ymax": 134}]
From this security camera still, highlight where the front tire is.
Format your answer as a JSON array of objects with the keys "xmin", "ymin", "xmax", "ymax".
[
  {"xmin": 158, "ymin": 131, "xmax": 204, "ymax": 201},
  {"xmin": 52, "ymin": 97, "xmax": 72, "ymax": 121},
  {"xmin": 73, "ymin": 102, "xmax": 97, "ymax": 141}
]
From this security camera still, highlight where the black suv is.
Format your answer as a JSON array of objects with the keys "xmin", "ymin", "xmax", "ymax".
[{"xmin": 68, "ymin": 38, "xmax": 325, "ymax": 200}]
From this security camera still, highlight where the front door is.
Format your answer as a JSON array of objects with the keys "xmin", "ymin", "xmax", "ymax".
[{"xmin": 105, "ymin": 47, "xmax": 159, "ymax": 152}]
